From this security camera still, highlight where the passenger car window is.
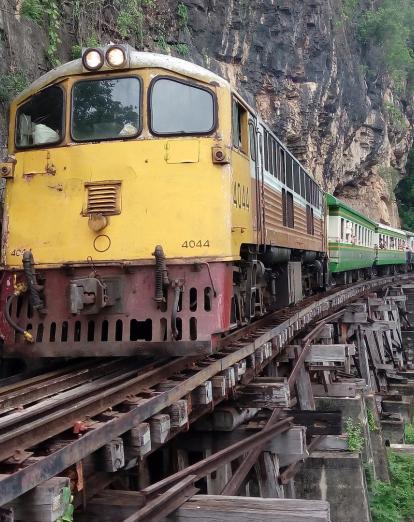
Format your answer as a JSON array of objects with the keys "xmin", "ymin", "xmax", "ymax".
[
  {"xmin": 16, "ymin": 85, "xmax": 64, "ymax": 148},
  {"xmin": 151, "ymin": 78, "xmax": 215, "ymax": 135},
  {"xmin": 72, "ymin": 77, "xmax": 140, "ymax": 142}
]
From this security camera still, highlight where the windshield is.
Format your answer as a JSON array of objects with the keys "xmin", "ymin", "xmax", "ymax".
[
  {"xmin": 150, "ymin": 78, "xmax": 215, "ymax": 135},
  {"xmin": 72, "ymin": 77, "xmax": 140, "ymax": 141},
  {"xmin": 16, "ymin": 85, "xmax": 64, "ymax": 148}
]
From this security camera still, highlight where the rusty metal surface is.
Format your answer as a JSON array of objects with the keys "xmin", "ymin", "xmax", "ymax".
[
  {"xmin": 0, "ymin": 357, "xmax": 192, "ymax": 463},
  {"xmin": 1, "ymin": 262, "xmax": 232, "ymax": 356},
  {"xmin": 0, "ymin": 358, "xmax": 135, "ymax": 413},
  {"xmin": 123, "ymin": 476, "xmax": 198, "ymax": 522}
]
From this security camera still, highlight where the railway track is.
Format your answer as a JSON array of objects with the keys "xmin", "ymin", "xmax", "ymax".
[{"xmin": 0, "ymin": 272, "xmax": 412, "ymax": 506}]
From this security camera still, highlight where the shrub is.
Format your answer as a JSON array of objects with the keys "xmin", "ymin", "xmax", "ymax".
[
  {"xmin": 358, "ymin": 0, "xmax": 414, "ymax": 90},
  {"xmin": 21, "ymin": 0, "xmax": 44, "ymax": 24},
  {"xmin": 0, "ymin": 71, "xmax": 28, "ymax": 103},
  {"xmin": 396, "ymin": 149, "xmax": 414, "ymax": 231}
]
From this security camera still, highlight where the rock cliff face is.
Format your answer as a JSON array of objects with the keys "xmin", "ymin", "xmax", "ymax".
[{"xmin": 0, "ymin": 0, "xmax": 413, "ymax": 226}]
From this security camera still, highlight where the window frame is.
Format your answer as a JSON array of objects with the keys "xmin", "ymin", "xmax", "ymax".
[
  {"xmin": 148, "ymin": 75, "xmax": 217, "ymax": 137},
  {"xmin": 264, "ymin": 131, "xmax": 269, "ymax": 171},
  {"xmin": 70, "ymin": 74, "xmax": 143, "ymax": 143},
  {"xmin": 248, "ymin": 121, "xmax": 257, "ymax": 162},
  {"xmin": 15, "ymin": 83, "xmax": 66, "ymax": 150}
]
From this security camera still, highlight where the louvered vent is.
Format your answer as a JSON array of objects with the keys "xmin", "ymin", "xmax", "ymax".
[{"xmin": 84, "ymin": 181, "xmax": 121, "ymax": 216}]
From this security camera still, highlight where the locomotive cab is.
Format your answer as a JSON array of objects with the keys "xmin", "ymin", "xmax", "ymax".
[{"xmin": 0, "ymin": 46, "xmax": 238, "ymax": 357}]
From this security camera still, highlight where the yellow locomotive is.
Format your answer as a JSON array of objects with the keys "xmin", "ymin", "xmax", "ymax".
[{"xmin": 0, "ymin": 46, "xmax": 326, "ymax": 357}]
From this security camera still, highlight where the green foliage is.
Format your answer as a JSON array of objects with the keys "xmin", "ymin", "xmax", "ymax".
[
  {"xmin": 370, "ymin": 452, "xmax": 414, "ymax": 522},
  {"xmin": 0, "ymin": 71, "xmax": 28, "ymax": 103},
  {"xmin": 341, "ymin": 0, "xmax": 361, "ymax": 22},
  {"xmin": 177, "ymin": 2, "xmax": 189, "ymax": 28},
  {"xmin": 367, "ymin": 409, "xmax": 379, "ymax": 433},
  {"xmin": 114, "ymin": 0, "xmax": 155, "ymax": 44},
  {"xmin": 71, "ymin": 0, "xmax": 156, "ymax": 50},
  {"xmin": 116, "ymin": 1, "xmax": 144, "ymax": 39},
  {"xmin": 384, "ymin": 102, "xmax": 407, "ymax": 131},
  {"xmin": 21, "ymin": 0, "xmax": 44, "ymax": 23},
  {"xmin": 44, "ymin": 0, "xmax": 61, "ymax": 67},
  {"xmin": 174, "ymin": 43, "xmax": 189, "ymax": 56},
  {"xmin": 396, "ymin": 149, "xmax": 414, "ymax": 231},
  {"xmin": 156, "ymin": 34, "xmax": 169, "ymax": 52},
  {"xmin": 71, "ymin": 35, "xmax": 100, "ymax": 59},
  {"xmin": 20, "ymin": 0, "xmax": 61, "ymax": 66},
  {"xmin": 57, "ymin": 488, "xmax": 74, "ymax": 522},
  {"xmin": 404, "ymin": 421, "xmax": 414, "ymax": 444},
  {"xmin": 345, "ymin": 417, "xmax": 364, "ymax": 452},
  {"xmin": 357, "ymin": 0, "xmax": 414, "ymax": 91}
]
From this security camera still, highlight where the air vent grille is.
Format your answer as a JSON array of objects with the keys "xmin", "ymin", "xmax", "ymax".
[{"xmin": 84, "ymin": 181, "xmax": 121, "ymax": 216}]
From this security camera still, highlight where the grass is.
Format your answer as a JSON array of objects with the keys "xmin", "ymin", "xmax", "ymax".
[
  {"xmin": 367, "ymin": 409, "xmax": 379, "ymax": 433},
  {"xmin": 346, "ymin": 417, "xmax": 364, "ymax": 452},
  {"xmin": 370, "ymin": 451, "xmax": 414, "ymax": 522},
  {"xmin": 404, "ymin": 422, "xmax": 414, "ymax": 444}
]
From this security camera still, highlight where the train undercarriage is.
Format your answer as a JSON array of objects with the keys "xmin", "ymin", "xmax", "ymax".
[{"xmin": 1, "ymin": 245, "xmax": 410, "ymax": 360}]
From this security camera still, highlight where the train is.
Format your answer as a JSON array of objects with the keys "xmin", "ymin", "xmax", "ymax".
[{"xmin": 0, "ymin": 44, "xmax": 413, "ymax": 359}]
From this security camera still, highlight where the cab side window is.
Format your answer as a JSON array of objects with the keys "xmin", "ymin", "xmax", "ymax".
[
  {"xmin": 16, "ymin": 85, "xmax": 64, "ymax": 148},
  {"xmin": 232, "ymin": 99, "xmax": 248, "ymax": 153}
]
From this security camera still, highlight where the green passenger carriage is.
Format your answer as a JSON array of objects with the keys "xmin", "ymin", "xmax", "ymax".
[
  {"xmin": 327, "ymin": 194, "xmax": 376, "ymax": 279},
  {"xmin": 375, "ymin": 224, "xmax": 406, "ymax": 269}
]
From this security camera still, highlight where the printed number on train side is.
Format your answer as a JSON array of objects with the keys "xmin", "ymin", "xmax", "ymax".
[
  {"xmin": 233, "ymin": 182, "xmax": 250, "ymax": 210},
  {"xmin": 181, "ymin": 240, "xmax": 210, "ymax": 248}
]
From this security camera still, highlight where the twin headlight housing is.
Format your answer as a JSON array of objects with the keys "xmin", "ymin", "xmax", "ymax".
[{"xmin": 82, "ymin": 45, "xmax": 129, "ymax": 71}]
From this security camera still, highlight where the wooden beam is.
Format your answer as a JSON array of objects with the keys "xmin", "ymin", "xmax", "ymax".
[
  {"xmin": 287, "ymin": 344, "xmax": 355, "ymax": 363},
  {"xmin": 312, "ymin": 382, "xmax": 357, "ymax": 397},
  {"xmin": 268, "ymin": 426, "xmax": 307, "ymax": 467},
  {"xmin": 172, "ymin": 426, "xmax": 309, "ymax": 456},
  {"xmin": 285, "ymin": 410, "xmax": 342, "ymax": 436},
  {"xmin": 220, "ymin": 408, "xmax": 282, "ymax": 496},
  {"xmin": 80, "ymin": 490, "xmax": 145, "ymax": 521},
  {"xmin": 168, "ymin": 496, "xmax": 331, "ymax": 522},
  {"xmin": 235, "ymin": 381, "xmax": 290, "ymax": 408},
  {"xmin": 295, "ymin": 366, "xmax": 315, "ymax": 410}
]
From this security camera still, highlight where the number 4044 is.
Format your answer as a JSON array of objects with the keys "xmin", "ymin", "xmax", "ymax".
[{"xmin": 181, "ymin": 240, "xmax": 210, "ymax": 248}]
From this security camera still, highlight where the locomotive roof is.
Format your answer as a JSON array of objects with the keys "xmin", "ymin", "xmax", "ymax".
[
  {"xmin": 326, "ymin": 194, "xmax": 377, "ymax": 227},
  {"xmin": 13, "ymin": 51, "xmax": 230, "ymax": 105}
]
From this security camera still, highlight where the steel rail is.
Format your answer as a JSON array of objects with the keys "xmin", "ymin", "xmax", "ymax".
[
  {"xmin": 0, "ymin": 357, "xmax": 195, "ymax": 462},
  {"xmin": 0, "ymin": 358, "xmax": 142, "ymax": 414},
  {"xmin": 0, "ymin": 272, "xmax": 411, "ymax": 506},
  {"xmin": 0, "ymin": 359, "xmax": 165, "ymax": 431}
]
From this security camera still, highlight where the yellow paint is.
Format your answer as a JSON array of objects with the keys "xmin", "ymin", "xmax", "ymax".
[
  {"xmin": 3, "ymin": 67, "xmax": 256, "ymax": 268},
  {"xmin": 165, "ymin": 140, "xmax": 200, "ymax": 163}
]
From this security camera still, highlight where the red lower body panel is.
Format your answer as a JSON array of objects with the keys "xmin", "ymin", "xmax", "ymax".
[{"xmin": 0, "ymin": 262, "xmax": 233, "ymax": 357}]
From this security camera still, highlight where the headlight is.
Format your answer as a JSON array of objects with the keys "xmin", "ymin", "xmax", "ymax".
[
  {"xmin": 82, "ymin": 48, "xmax": 104, "ymax": 71},
  {"xmin": 106, "ymin": 46, "xmax": 126, "ymax": 68}
]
